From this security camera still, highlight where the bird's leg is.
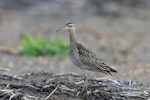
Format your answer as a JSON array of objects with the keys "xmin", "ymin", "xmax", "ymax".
[{"xmin": 82, "ymin": 70, "xmax": 88, "ymax": 91}]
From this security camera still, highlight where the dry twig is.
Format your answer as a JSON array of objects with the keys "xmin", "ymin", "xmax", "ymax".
[{"xmin": 0, "ymin": 72, "xmax": 149, "ymax": 99}]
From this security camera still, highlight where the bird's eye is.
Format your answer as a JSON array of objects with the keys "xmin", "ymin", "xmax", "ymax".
[{"xmin": 68, "ymin": 25, "xmax": 72, "ymax": 27}]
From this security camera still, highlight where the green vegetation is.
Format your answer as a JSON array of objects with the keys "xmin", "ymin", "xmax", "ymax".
[{"xmin": 21, "ymin": 34, "xmax": 69, "ymax": 56}]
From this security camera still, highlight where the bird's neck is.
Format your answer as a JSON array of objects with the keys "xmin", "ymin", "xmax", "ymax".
[
  {"xmin": 69, "ymin": 29, "xmax": 76, "ymax": 44},
  {"xmin": 68, "ymin": 29, "xmax": 77, "ymax": 52}
]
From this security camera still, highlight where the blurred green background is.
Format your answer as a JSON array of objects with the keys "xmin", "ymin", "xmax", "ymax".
[{"xmin": 0, "ymin": 0, "xmax": 149, "ymax": 83}]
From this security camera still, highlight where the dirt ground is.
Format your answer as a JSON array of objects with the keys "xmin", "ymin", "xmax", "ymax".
[{"xmin": 0, "ymin": 0, "xmax": 149, "ymax": 84}]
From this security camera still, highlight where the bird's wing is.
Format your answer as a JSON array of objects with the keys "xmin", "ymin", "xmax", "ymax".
[
  {"xmin": 76, "ymin": 42, "xmax": 100, "ymax": 66},
  {"xmin": 76, "ymin": 43, "xmax": 117, "ymax": 74}
]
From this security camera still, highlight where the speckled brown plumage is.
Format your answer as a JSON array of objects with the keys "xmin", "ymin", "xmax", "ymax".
[{"xmin": 76, "ymin": 42, "xmax": 117, "ymax": 75}]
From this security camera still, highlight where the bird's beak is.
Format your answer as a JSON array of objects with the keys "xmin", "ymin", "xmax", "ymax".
[
  {"xmin": 56, "ymin": 28, "xmax": 62, "ymax": 32},
  {"xmin": 56, "ymin": 27, "xmax": 66, "ymax": 32}
]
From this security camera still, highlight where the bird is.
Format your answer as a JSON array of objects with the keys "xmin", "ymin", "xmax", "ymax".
[{"xmin": 56, "ymin": 22, "xmax": 117, "ymax": 90}]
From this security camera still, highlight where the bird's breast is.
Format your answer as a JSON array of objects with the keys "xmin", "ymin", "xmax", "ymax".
[{"xmin": 69, "ymin": 49, "xmax": 83, "ymax": 69}]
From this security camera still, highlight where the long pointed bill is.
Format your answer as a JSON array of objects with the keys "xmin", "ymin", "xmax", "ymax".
[
  {"xmin": 56, "ymin": 27, "xmax": 65, "ymax": 32},
  {"xmin": 56, "ymin": 28, "xmax": 61, "ymax": 32}
]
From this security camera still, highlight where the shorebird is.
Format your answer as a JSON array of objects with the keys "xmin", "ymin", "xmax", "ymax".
[{"xmin": 57, "ymin": 22, "xmax": 117, "ymax": 90}]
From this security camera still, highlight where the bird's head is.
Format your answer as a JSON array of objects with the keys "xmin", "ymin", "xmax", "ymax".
[{"xmin": 56, "ymin": 22, "xmax": 75, "ymax": 32}]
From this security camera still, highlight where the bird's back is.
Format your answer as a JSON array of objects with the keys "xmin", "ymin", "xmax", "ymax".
[{"xmin": 76, "ymin": 42, "xmax": 117, "ymax": 75}]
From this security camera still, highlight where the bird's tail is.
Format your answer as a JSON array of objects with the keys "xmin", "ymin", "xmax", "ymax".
[
  {"xmin": 106, "ymin": 66, "xmax": 117, "ymax": 76},
  {"xmin": 109, "ymin": 67, "xmax": 117, "ymax": 73}
]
